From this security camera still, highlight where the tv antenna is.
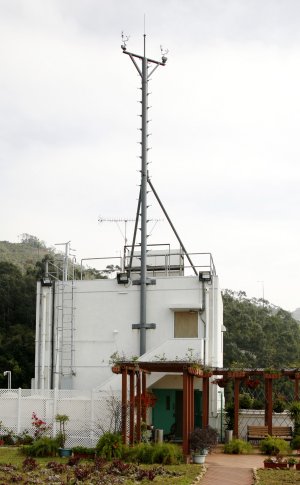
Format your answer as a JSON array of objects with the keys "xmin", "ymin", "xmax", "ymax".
[{"xmin": 98, "ymin": 215, "xmax": 163, "ymax": 269}]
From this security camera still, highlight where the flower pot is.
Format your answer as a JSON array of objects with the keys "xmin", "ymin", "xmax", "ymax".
[
  {"xmin": 296, "ymin": 463, "xmax": 300, "ymax": 470},
  {"xmin": 58, "ymin": 448, "xmax": 72, "ymax": 457},
  {"xmin": 228, "ymin": 371, "xmax": 246, "ymax": 378},
  {"xmin": 264, "ymin": 462, "xmax": 288, "ymax": 469},
  {"xmin": 193, "ymin": 453, "xmax": 206, "ymax": 464},
  {"xmin": 188, "ymin": 367, "xmax": 203, "ymax": 377}
]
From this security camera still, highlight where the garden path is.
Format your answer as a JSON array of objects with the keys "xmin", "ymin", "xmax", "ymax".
[{"xmin": 197, "ymin": 449, "xmax": 265, "ymax": 485}]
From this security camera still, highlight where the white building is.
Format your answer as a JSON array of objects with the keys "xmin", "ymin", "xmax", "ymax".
[{"xmin": 34, "ymin": 248, "xmax": 224, "ymax": 435}]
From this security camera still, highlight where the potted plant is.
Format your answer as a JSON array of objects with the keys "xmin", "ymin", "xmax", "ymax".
[
  {"xmin": 189, "ymin": 426, "xmax": 218, "ymax": 464},
  {"xmin": 288, "ymin": 457, "xmax": 297, "ymax": 469},
  {"xmin": 224, "ymin": 402, "xmax": 234, "ymax": 443},
  {"xmin": 263, "ymin": 368, "xmax": 281, "ymax": 379},
  {"xmin": 263, "ymin": 455, "xmax": 288, "ymax": 469},
  {"xmin": 55, "ymin": 414, "xmax": 72, "ymax": 457}
]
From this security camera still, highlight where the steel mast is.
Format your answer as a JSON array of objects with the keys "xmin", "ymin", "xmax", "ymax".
[{"xmin": 122, "ymin": 33, "xmax": 167, "ymax": 355}]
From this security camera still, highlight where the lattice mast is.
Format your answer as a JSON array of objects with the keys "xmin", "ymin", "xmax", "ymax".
[{"xmin": 121, "ymin": 33, "xmax": 167, "ymax": 355}]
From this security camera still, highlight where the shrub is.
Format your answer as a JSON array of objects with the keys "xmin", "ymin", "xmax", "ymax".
[
  {"xmin": 291, "ymin": 435, "xmax": 300, "ymax": 450},
  {"xmin": 252, "ymin": 399, "xmax": 264, "ymax": 410},
  {"xmin": 273, "ymin": 397, "xmax": 286, "ymax": 413},
  {"xmin": 239, "ymin": 393, "xmax": 253, "ymax": 409},
  {"xmin": 289, "ymin": 401, "xmax": 300, "ymax": 436},
  {"xmin": 225, "ymin": 402, "xmax": 235, "ymax": 430},
  {"xmin": 20, "ymin": 437, "xmax": 59, "ymax": 457},
  {"xmin": 96, "ymin": 432, "xmax": 123, "ymax": 460},
  {"xmin": 22, "ymin": 457, "xmax": 38, "ymax": 471},
  {"xmin": 151, "ymin": 443, "xmax": 183, "ymax": 464},
  {"xmin": 224, "ymin": 439, "xmax": 252, "ymax": 454},
  {"xmin": 72, "ymin": 446, "xmax": 96, "ymax": 455},
  {"xmin": 189, "ymin": 426, "xmax": 218, "ymax": 453},
  {"xmin": 259, "ymin": 435, "xmax": 290, "ymax": 455},
  {"xmin": 133, "ymin": 443, "xmax": 154, "ymax": 464},
  {"xmin": 123, "ymin": 442, "xmax": 183, "ymax": 465}
]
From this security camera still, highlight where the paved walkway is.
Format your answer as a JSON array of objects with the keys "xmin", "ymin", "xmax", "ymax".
[{"xmin": 197, "ymin": 450, "xmax": 265, "ymax": 485}]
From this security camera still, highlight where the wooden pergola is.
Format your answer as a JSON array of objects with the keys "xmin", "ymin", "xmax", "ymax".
[{"xmin": 112, "ymin": 362, "xmax": 300, "ymax": 455}]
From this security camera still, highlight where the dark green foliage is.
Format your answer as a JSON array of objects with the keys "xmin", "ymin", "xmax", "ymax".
[
  {"xmin": 225, "ymin": 402, "xmax": 235, "ymax": 430},
  {"xmin": 122, "ymin": 442, "xmax": 183, "ymax": 464},
  {"xmin": 259, "ymin": 436, "xmax": 290, "ymax": 455},
  {"xmin": 151, "ymin": 443, "xmax": 183, "ymax": 464},
  {"xmin": 20, "ymin": 437, "xmax": 59, "ymax": 457},
  {"xmin": 291, "ymin": 435, "xmax": 300, "ymax": 450},
  {"xmin": 224, "ymin": 438, "xmax": 252, "ymax": 454},
  {"xmin": 189, "ymin": 426, "xmax": 218, "ymax": 453},
  {"xmin": 96, "ymin": 432, "xmax": 123, "ymax": 460},
  {"xmin": 223, "ymin": 290, "xmax": 300, "ymax": 369},
  {"xmin": 239, "ymin": 393, "xmax": 253, "ymax": 409},
  {"xmin": 288, "ymin": 401, "xmax": 300, "ymax": 436}
]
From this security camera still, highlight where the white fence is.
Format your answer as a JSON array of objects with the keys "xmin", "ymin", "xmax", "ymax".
[{"xmin": 0, "ymin": 388, "xmax": 122, "ymax": 448}]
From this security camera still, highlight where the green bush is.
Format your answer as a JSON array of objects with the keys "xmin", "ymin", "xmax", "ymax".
[
  {"xmin": 239, "ymin": 393, "xmax": 253, "ymax": 409},
  {"xmin": 224, "ymin": 439, "xmax": 252, "ymax": 454},
  {"xmin": 259, "ymin": 435, "xmax": 290, "ymax": 455},
  {"xmin": 96, "ymin": 432, "xmax": 123, "ymax": 460},
  {"xmin": 252, "ymin": 399, "xmax": 264, "ymax": 410},
  {"xmin": 21, "ymin": 437, "xmax": 59, "ymax": 457},
  {"xmin": 291, "ymin": 435, "xmax": 300, "ymax": 450},
  {"xmin": 72, "ymin": 446, "xmax": 96, "ymax": 455},
  {"xmin": 134, "ymin": 443, "xmax": 154, "ymax": 464},
  {"xmin": 123, "ymin": 442, "xmax": 183, "ymax": 464},
  {"xmin": 152, "ymin": 443, "xmax": 183, "ymax": 464}
]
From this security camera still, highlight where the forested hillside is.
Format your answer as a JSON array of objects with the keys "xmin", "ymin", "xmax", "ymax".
[
  {"xmin": 0, "ymin": 238, "xmax": 299, "ymax": 388},
  {"xmin": 223, "ymin": 290, "xmax": 300, "ymax": 369}
]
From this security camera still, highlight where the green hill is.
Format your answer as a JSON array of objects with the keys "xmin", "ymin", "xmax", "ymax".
[{"xmin": 0, "ymin": 234, "xmax": 55, "ymax": 274}]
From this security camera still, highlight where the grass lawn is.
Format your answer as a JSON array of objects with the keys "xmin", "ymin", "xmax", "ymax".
[
  {"xmin": 256, "ymin": 469, "xmax": 300, "ymax": 484},
  {"xmin": 0, "ymin": 447, "xmax": 203, "ymax": 484}
]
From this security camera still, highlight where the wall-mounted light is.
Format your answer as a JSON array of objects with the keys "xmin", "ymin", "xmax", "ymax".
[
  {"xmin": 117, "ymin": 272, "xmax": 129, "ymax": 285},
  {"xmin": 3, "ymin": 371, "xmax": 11, "ymax": 389},
  {"xmin": 199, "ymin": 271, "xmax": 211, "ymax": 282},
  {"xmin": 41, "ymin": 277, "xmax": 52, "ymax": 287}
]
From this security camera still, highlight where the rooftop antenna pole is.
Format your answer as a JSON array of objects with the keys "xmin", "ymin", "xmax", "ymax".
[{"xmin": 121, "ymin": 30, "xmax": 167, "ymax": 355}]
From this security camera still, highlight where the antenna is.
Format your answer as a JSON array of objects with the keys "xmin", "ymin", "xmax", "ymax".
[
  {"xmin": 98, "ymin": 215, "xmax": 163, "ymax": 270},
  {"xmin": 122, "ymin": 33, "xmax": 167, "ymax": 356}
]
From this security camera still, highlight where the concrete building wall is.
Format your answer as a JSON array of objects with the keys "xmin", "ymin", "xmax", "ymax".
[{"xmin": 34, "ymin": 273, "xmax": 223, "ymax": 393}]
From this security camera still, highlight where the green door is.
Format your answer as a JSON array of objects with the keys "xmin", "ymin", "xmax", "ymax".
[
  {"xmin": 152, "ymin": 389, "xmax": 202, "ymax": 438},
  {"xmin": 151, "ymin": 389, "xmax": 176, "ymax": 435}
]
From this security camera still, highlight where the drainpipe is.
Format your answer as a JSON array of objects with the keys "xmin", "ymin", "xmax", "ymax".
[{"xmin": 50, "ymin": 281, "xmax": 55, "ymax": 389}]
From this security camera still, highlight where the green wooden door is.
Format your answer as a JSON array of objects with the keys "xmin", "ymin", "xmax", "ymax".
[{"xmin": 152, "ymin": 389, "xmax": 202, "ymax": 438}]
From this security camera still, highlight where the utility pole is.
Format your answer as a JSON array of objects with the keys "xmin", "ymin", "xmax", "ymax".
[{"xmin": 121, "ymin": 33, "xmax": 167, "ymax": 355}]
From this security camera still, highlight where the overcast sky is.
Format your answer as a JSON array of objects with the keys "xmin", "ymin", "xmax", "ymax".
[{"xmin": 1, "ymin": 0, "xmax": 300, "ymax": 311}]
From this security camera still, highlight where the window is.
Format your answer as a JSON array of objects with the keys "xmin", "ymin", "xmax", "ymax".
[{"xmin": 174, "ymin": 311, "xmax": 198, "ymax": 338}]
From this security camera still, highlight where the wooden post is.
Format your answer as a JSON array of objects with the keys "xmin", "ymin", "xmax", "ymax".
[
  {"xmin": 202, "ymin": 376, "xmax": 209, "ymax": 428},
  {"xmin": 183, "ymin": 370, "xmax": 189, "ymax": 455},
  {"xmin": 142, "ymin": 372, "xmax": 147, "ymax": 422},
  {"xmin": 233, "ymin": 378, "xmax": 240, "ymax": 438},
  {"xmin": 266, "ymin": 378, "xmax": 273, "ymax": 435},
  {"xmin": 121, "ymin": 367, "xmax": 128, "ymax": 444},
  {"xmin": 264, "ymin": 378, "xmax": 268, "ymax": 426},
  {"xmin": 136, "ymin": 371, "xmax": 141, "ymax": 442},
  {"xmin": 190, "ymin": 375, "xmax": 194, "ymax": 432},
  {"xmin": 129, "ymin": 371, "xmax": 135, "ymax": 444},
  {"xmin": 295, "ymin": 378, "xmax": 300, "ymax": 401}
]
